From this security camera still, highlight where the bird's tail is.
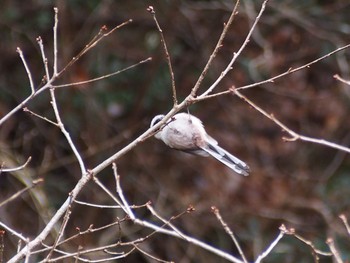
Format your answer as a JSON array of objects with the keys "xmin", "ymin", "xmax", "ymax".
[{"xmin": 201, "ymin": 143, "xmax": 250, "ymax": 176}]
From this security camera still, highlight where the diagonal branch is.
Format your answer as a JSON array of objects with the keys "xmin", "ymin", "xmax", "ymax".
[
  {"xmin": 233, "ymin": 89, "xmax": 350, "ymax": 153},
  {"xmin": 191, "ymin": 0, "xmax": 241, "ymax": 97},
  {"xmin": 198, "ymin": 0, "xmax": 269, "ymax": 98}
]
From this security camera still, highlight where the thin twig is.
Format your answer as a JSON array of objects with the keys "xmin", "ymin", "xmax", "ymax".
[
  {"xmin": 113, "ymin": 163, "xmax": 135, "ymax": 219},
  {"xmin": 73, "ymin": 199, "xmax": 147, "ymax": 209},
  {"xmin": 50, "ymin": 88, "xmax": 87, "ymax": 174},
  {"xmin": 134, "ymin": 217, "xmax": 244, "ymax": 263},
  {"xmin": 57, "ymin": 20, "xmax": 132, "ymax": 77},
  {"xmin": 199, "ymin": 0, "xmax": 269, "ymax": 98},
  {"xmin": 147, "ymin": 6, "xmax": 177, "ymax": 106},
  {"xmin": 92, "ymin": 176, "xmax": 128, "ymax": 214},
  {"xmin": 0, "ymin": 222, "xmax": 28, "ymax": 243},
  {"xmin": 236, "ymin": 43, "xmax": 350, "ymax": 91},
  {"xmin": 255, "ymin": 225, "xmax": 286, "ymax": 263},
  {"xmin": 23, "ymin": 107, "xmax": 58, "ymax": 126},
  {"xmin": 16, "ymin": 48, "xmax": 35, "ymax": 94},
  {"xmin": 74, "ymin": 200, "xmax": 121, "ymax": 209},
  {"xmin": 339, "ymin": 214, "xmax": 350, "ymax": 236},
  {"xmin": 283, "ymin": 227, "xmax": 332, "ymax": 259},
  {"xmin": 233, "ymin": 89, "xmax": 350, "ymax": 153},
  {"xmin": 211, "ymin": 206, "xmax": 248, "ymax": 263},
  {"xmin": 134, "ymin": 245, "xmax": 172, "ymax": 263},
  {"xmin": 0, "ymin": 156, "xmax": 32, "ymax": 173},
  {"xmin": 33, "ymin": 218, "xmax": 127, "ymax": 258},
  {"xmin": 334, "ymin": 74, "xmax": 350, "ymax": 86},
  {"xmin": 40, "ymin": 243, "xmax": 136, "ymax": 262},
  {"xmin": 195, "ymin": 43, "xmax": 350, "ymax": 102},
  {"xmin": 53, "ymin": 57, "xmax": 151, "ymax": 88},
  {"xmin": 37, "ymin": 36, "xmax": 50, "ymax": 80},
  {"xmin": 53, "ymin": 7, "xmax": 58, "ymax": 76},
  {"xmin": 191, "ymin": 0, "xmax": 241, "ymax": 97},
  {"xmin": 0, "ymin": 178, "xmax": 42, "ymax": 208},
  {"xmin": 326, "ymin": 238, "xmax": 343, "ymax": 263},
  {"xmin": 146, "ymin": 203, "xmax": 191, "ymax": 240},
  {"xmin": 43, "ymin": 203, "xmax": 73, "ymax": 261}
]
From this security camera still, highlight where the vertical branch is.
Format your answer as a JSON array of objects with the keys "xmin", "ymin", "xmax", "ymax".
[
  {"xmin": 16, "ymin": 48, "xmax": 35, "ymax": 94},
  {"xmin": 37, "ymin": 37, "xmax": 50, "ymax": 80},
  {"xmin": 147, "ymin": 6, "xmax": 178, "ymax": 106},
  {"xmin": 53, "ymin": 7, "xmax": 59, "ymax": 76}
]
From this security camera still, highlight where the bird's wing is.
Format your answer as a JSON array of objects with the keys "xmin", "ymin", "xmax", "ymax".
[{"xmin": 200, "ymin": 142, "xmax": 250, "ymax": 176}]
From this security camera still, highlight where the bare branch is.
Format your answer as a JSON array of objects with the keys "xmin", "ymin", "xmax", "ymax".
[
  {"xmin": 147, "ymin": 6, "xmax": 177, "ymax": 106},
  {"xmin": 52, "ymin": 57, "xmax": 152, "ymax": 88},
  {"xmin": 134, "ymin": 245, "xmax": 172, "ymax": 263},
  {"xmin": 57, "ymin": 20, "xmax": 132, "ymax": 77},
  {"xmin": 23, "ymin": 107, "xmax": 58, "ymax": 126},
  {"xmin": 285, "ymin": 227, "xmax": 332, "ymax": 259},
  {"xmin": 16, "ymin": 48, "xmax": 35, "ymax": 94},
  {"xmin": 146, "ymin": 203, "xmax": 191, "ymax": 240},
  {"xmin": 199, "ymin": 0, "xmax": 269, "ymax": 98},
  {"xmin": 326, "ymin": 238, "xmax": 343, "ymax": 263},
  {"xmin": 236, "ymin": 43, "xmax": 350, "ymax": 91},
  {"xmin": 191, "ymin": 0, "xmax": 241, "ymax": 97},
  {"xmin": 113, "ymin": 163, "xmax": 135, "ymax": 219},
  {"xmin": 8, "ymin": 173, "xmax": 92, "ymax": 263},
  {"xmin": 0, "ymin": 14, "xmax": 134, "ymax": 128},
  {"xmin": 6, "ymin": 3, "xmax": 350, "ymax": 263},
  {"xmin": 134, "ymin": 217, "xmax": 244, "ymax": 263},
  {"xmin": 0, "ymin": 156, "xmax": 32, "ymax": 173},
  {"xmin": 195, "ymin": 43, "xmax": 350, "ymax": 101},
  {"xmin": 0, "ymin": 222, "xmax": 28, "ymax": 243},
  {"xmin": 233, "ymin": 89, "xmax": 350, "ymax": 154},
  {"xmin": 0, "ymin": 178, "xmax": 42, "ymax": 208},
  {"xmin": 211, "ymin": 206, "xmax": 248, "ymax": 263},
  {"xmin": 92, "ymin": 176, "xmax": 128, "ymax": 214},
  {"xmin": 53, "ymin": 7, "xmax": 58, "ymax": 76},
  {"xmin": 37, "ymin": 36, "xmax": 50, "ymax": 80},
  {"xmin": 43, "ymin": 203, "xmax": 73, "ymax": 261},
  {"xmin": 339, "ymin": 214, "xmax": 350, "ymax": 236},
  {"xmin": 334, "ymin": 74, "xmax": 350, "ymax": 86},
  {"xmin": 49, "ymin": 88, "xmax": 86, "ymax": 175},
  {"xmin": 255, "ymin": 225, "xmax": 286, "ymax": 263}
]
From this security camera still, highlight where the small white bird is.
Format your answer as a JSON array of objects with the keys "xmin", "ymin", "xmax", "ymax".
[{"xmin": 150, "ymin": 112, "xmax": 250, "ymax": 176}]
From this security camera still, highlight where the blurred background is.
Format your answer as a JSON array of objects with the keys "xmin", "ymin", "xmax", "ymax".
[{"xmin": 0, "ymin": 0, "xmax": 350, "ymax": 262}]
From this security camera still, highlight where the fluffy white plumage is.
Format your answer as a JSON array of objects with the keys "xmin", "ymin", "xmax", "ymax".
[{"xmin": 150, "ymin": 113, "xmax": 250, "ymax": 176}]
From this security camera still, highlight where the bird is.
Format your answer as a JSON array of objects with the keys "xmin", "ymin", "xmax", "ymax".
[{"xmin": 150, "ymin": 112, "xmax": 250, "ymax": 176}]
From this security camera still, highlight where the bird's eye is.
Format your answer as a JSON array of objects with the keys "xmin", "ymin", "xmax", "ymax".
[{"xmin": 150, "ymin": 115, "xmax": 165, "ymax": 128}]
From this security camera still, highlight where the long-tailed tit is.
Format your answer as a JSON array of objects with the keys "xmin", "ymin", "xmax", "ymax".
[{"xmin": 150, "ymin": 113, "xmax": 250, "ymax": 176}]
